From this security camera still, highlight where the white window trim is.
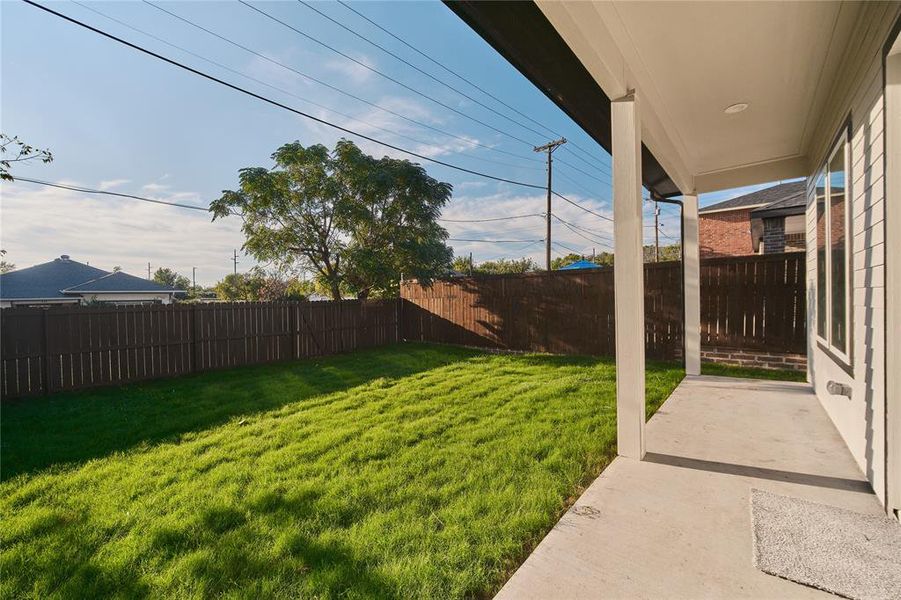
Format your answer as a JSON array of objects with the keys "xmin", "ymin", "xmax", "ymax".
[{"xmin": 814, "ymin": 129, "xmax": 852, "ymax": 364}]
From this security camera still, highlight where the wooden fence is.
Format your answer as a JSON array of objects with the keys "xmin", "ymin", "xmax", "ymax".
[
  {"xmin": 401, "ymin": 252, "xmax": 807, "ymax": 360},
  {"xmin": 1, "ymin": 300, "xmax": 398, "ymax": 399},
  {"xmin": 400, "ymin": 262, "xmax": 684, "ymax": 360},
  {"xmin": 699, "ymin": 252, "xmax": 806, "ymax": 353}
]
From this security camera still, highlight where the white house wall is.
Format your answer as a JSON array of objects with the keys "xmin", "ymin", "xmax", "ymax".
[
  {"xmin": 78, "ymin": 293, "xmax": 174, "ymax": 305},
  {"xmin": 805, "ymin": 3, "xmax": 899, "ymax": 507}
]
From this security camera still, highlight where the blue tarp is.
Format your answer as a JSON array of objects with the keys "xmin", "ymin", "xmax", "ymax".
[{"xmin": 558, "ymin": 259, "xmax": 601, "ymax": 270}]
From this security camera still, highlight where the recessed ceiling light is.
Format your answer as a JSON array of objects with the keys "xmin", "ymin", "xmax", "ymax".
[{"xmin": 724, "ymin": 102, "xmax": 749, "ymax": 114}]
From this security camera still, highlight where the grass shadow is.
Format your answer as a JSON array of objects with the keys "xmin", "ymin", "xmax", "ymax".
[{"xmin": 1, "ymin": 343, "xmax": 478, "ymax": 481}]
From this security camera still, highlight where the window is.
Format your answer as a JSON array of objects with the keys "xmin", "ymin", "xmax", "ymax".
[{"xmin": 815, "ymin": 130, "xmax": 851, "ymax": 359}]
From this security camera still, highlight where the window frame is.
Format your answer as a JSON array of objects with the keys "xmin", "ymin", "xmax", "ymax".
[{"xmin": 814, "ymin": 125, "xmax": 852, "ymax": 366}]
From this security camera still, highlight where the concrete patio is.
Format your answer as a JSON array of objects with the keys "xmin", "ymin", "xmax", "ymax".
[{"xmin": 497, "ymin": 375, "xmax": 885, "ymax": 599}]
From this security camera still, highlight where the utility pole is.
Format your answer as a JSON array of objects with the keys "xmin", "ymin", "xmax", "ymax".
[
  {"xmin": 534, "ymin": 137, "xmax": 567, "ymax": 271},
  {"xmin": 192, "ymin": 267, "xmax": 197, "ymax": 296},
  {"xmin": 654, "ymin": 202, "xmax": 661, "ymax": 263},
  {"xmin": 232, "ymin": 249, "xmax": 238, "ymax": 275},
  {"xmin": 469, "ymin": 251, "xmax": 473, "ymax": 276},
  {"xmin": 147, "ymin": 262, "xmax": 151, "ymax": 280}
]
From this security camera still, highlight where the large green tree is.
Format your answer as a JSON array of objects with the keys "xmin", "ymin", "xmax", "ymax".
[
  {"xmin": 452, "ymin": 256, "xmax": 539, "ymax": 275},
  {"xmin": 152, "ymin": 267, "xmax": 191, "ymax": 292},
  {"xmin": 211, "ymin": 140, "xmax": 453, "ymax": 300},
  {"xmin": 212, "ymin": 268, "xmax": 310, "ymax": 302}
]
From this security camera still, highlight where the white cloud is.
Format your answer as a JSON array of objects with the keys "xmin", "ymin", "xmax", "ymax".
[
  {"xmin": 440, "ymin": 191, "xmax": 616, "ymax": 264},
  {"xmin": 142, "ymin": 182, "xmax": 173, "ymax": 194},
  {"xmin": 243, "ymin": 50, "xmax": 317, "ymax": 94},
  {"xmin": 0, "ymin": 180, "xmax": 253, "ymax": 285},
  {"xmin": 323, "ymin": 54, "xmax": 376, "ymax": 85},
  {"xmin": 98, "ymin": 179, "xmax": 130, "ymax": 191}
]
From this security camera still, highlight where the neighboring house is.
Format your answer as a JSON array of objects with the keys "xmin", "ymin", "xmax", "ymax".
[
  {"xmin": 698, "ymin": 181, "xmax": 806, "ymax": 257},
  {"xmin": 0, "ymin": 255, "xmax": 181, "ymax": 308},
  {"xmin": 449, "ymin": 0, "xmax": 901, "ymax": 525}
]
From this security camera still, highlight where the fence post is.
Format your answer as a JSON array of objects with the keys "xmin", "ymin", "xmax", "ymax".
[
  {"xmin": 396, "ymin": 296, "xmax": 402, "ymax": 343},
  {"xmin": 41, "ymin": 309, "xmax": 51, "ymax": 395},
  {"xmin": 192, "ymin": 304, "xmax": 200, "ymax": 372},
  {"xmin": 289, "ymin": 301, "xmax": 298, "ymax": 360}
]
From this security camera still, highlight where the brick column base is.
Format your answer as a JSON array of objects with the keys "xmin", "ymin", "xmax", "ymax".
[{"xmin": 701, "ymin": 347, "xmax": 807, "ymax": 372}]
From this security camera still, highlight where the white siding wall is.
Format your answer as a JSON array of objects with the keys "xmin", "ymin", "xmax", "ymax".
[{"xmin": 805, "ymin": 3, "xmax": 900, "ymax": 507}]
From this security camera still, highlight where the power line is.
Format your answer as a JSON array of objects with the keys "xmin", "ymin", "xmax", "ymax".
[
  {"xmin": 11, "ymin": 177, "xmax": 215, "ymax": 212},
  {"xmin": 71, "ymin": 1, "xmax": 535, "ymax": 174},
  {"xmin": 335, "ymin": 0, "xmax": 610, "ymax": 172},
  {"xmin": 552, "ymin": 191, "xmax": 614, "ymax": 222},
  {"xmin": 297, "ymin": 0, "xmax": 552, "ymax": 142},
  {"xmin": 239, "ymin": 0, "xmax": 539, "ymax": 148},
  {"xmin": 555, "ymin": 156, "xmax": 611, "ymax": 186},
  {"xmin": 449, "ymin": 238, "xmax": 544, "ymax": 244},
  {"xmin": 558, "ymin": 144, "xmax": 613, "ymax": 179},
  {"xmin": 25, "ymin": 1, "xmax": 546, "ymax": 191},
  {"xmin": 141, "ymin": 1, "xmax": 542, "ymax": 166},
  {"xmin": 551, "ymin": 214, "xmax": 613, "ymax": 246},
  {"xmin": 258, "ymin": 1, "xmax": 611, "ymax": 188},
  {"xmin": 335, "ymin": 1, "xmax": 555, "ymax": 142},
  {"xmin": 551, "ymin": 213, "xmax": 613, "ymax": 242},
  {"xmin": 555, "ymin": 168, "xmax": 606, "ymax": 200},
  {"xmin": 439, "ymin": 213, "xmax": 544, "ymax": 223},
  {"xmin": 558, "ymin": 221, "xmax": 614, "ymax": 250},
  {"xmin": 552, "ymin": 240, "xmax": 586, "ymax": 255}
]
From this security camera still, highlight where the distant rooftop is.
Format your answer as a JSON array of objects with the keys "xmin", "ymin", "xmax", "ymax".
[
  {"xmin": 700, "ymin": 181, "xmax": 806, "ymax": 214},
  {"xmin": 0, "ymin": 255, "xmax": 180, "ymax": 300}
]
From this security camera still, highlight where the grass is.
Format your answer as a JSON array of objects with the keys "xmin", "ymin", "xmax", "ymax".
[
  {"xmin": 1, "ymin": 343, "xmax": 683, "ymax": 599},
  {"xmin": 701, "ymin": 361, "xmax": 807, "ymax": 382}
]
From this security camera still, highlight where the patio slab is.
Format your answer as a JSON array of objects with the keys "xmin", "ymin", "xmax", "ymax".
[{"xmin": 496, "ymin": 375, "xmax": 886, "ymax": 599}]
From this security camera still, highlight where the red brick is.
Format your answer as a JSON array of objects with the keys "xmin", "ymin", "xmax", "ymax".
[{"xmin": 700, "ymin": 208, "xmax": 757, "ymax": 258}]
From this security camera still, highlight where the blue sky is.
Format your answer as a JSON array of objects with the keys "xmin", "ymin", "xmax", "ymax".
[{"xmin": 2, "ymin": 0, "xmax": 767, "ymax": 285}]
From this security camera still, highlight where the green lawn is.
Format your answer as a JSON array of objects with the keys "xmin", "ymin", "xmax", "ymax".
[
  {"xmin": 701, "ymin": 361, "xmax": 807, "ymax": 382},
  {"xmin": 1, "ymin": 343, "xmax": 683, "ymax": 599}
]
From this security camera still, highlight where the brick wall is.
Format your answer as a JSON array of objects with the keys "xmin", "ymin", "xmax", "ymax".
[
  {"xmin": 701, "ymin": 347, "xmax": 807, "ymax": 372},
  {"xmin": 699, "ymin": 208, "xmax": 756, "ymax": 257},
  {"xmin": 762, "ymin": 217, "xmax": 786, "ymax": 253}
]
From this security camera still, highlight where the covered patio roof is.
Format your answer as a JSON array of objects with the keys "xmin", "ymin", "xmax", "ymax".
[{"xmin": 446, "ymin": 0, "xmax": 865, "ymax": 194}]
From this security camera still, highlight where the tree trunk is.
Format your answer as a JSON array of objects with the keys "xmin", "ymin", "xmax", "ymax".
[{"xmin": 329, "ymin": 282, "xmax": 342, "ymax": 301}]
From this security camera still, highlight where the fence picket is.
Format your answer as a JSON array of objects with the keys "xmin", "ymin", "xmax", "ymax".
[{"xmin": 0, "ymin": 299, "xmax": 399, "ymax": 399}]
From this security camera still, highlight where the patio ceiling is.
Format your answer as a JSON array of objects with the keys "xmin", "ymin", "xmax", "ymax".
[{"xmin": 447, "ymin": 1, "xmax": 864, "ymax": 194}]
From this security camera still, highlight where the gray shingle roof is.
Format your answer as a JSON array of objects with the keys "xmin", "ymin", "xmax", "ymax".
[
  {"xmin": 63, "ymin": 271, "xmax": 180, "ymax": 293},
  {"xmin": 0, "ymin": 256, "xmax": 178, "ymax": 300},
  {"xmin": 700, "ymin": 181, "xmax": 806, "ymax": 214},
  {"xmin": 749, "ymin": 186, "xmax": 807, "ymax": 218}
]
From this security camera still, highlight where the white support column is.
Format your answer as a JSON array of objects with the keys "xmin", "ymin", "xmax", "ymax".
[
  {"xmin": 683, "ymin": 193, "xmax": 701, "ymax": 376},
  {"xmin": 612, "ymin": 92, "xmax": 645, "ymax": 460}
]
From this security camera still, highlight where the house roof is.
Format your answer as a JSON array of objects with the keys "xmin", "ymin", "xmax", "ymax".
[
  {"xmin": 62, "ymin": 271, "xmax": 181, "ymax": 294},
  {"xmin": 749, "ymin": 186, "xmax": 808, "ymax": 219},
  {"xmin": 0, "ymin": 256, "xmax": 178, "ymax": 300},
  {"xmin": 558, "ymin": 259, "xmax": 602, "ymax": 271},
  {"xmin": 699, "ymin": 181, "xmax": 806, "ymax": 215}
]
